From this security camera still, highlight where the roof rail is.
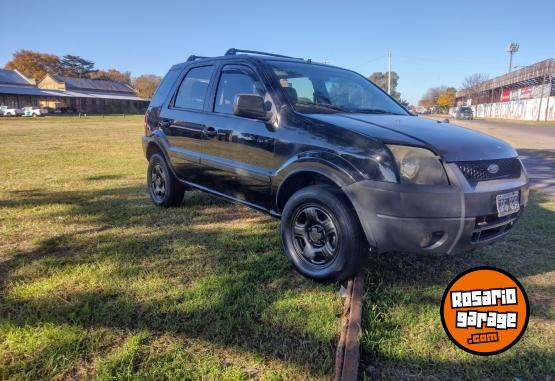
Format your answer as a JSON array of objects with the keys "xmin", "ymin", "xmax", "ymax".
[
  {"xmin": 225, "ymin": 48, "xmax": 303, "ymax": 60},
  {"xmin": 187, "ymin": 55, "xmax": 210, "ymax": 62}
]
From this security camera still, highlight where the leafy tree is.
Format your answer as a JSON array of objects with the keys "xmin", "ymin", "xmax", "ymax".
[
  {"xmin": 4, "ymin": 50, "xmax": 60, "ymax": 80},
  {"xmin": 90, "ymin": 69, "xmax": 131, "ymax": 84},
  {"xmin": 132, "ymin": 74, "xmax": 162, "ymax": 99},
  {"xmin": 59, "ymin": 55, "xmax": 96, "ymax": 78},
  {"xmin": 436, "ymin": 88, "xmax": 456, "ymax": 109},
  {"xmin": 419, "ymin": 86, "xmax": 457, "ymax": 112},
  {"xmin": 419, "ymin": 87, "xmax": 442, "ymax": 109},
  {"xmin": 368, "ymin": 71, "xmax": 401, "ymax": 100}
]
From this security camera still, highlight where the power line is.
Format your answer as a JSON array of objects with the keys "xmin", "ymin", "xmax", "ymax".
[{"xmin": 388, "ymin": 51, "xmax": 391, "ymax": 95}]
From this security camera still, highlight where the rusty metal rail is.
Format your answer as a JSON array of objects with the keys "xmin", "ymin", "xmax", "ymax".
[{"xmin": 335, "ymin": 271, "xmax": 365, "ymax": 381}]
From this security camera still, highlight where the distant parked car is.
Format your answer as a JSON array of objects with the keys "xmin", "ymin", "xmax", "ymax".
[
  {"xmin": 0, "ymin": 106, "xmax": 23, "ymax": 116},
  {"xmin": 455, "ymin": 106, "xmax": 473, "ymax": 120},
  {"xmin": 21, "ymin": 106, "xmax": 48, "ymax": 117}
]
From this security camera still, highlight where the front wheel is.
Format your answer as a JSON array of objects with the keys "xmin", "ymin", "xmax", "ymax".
[
  {"xmin": 147, "ymin": 153, "xmax": 185, "ymax": 207},
  {"xmin": 280, "ymin": 185, "xmax": 368, "ymax": 282}
]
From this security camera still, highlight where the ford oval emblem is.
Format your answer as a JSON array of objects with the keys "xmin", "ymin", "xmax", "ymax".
[{"xmin": 487, "ymin": 163, "xmax": 500, "ymax": 174}]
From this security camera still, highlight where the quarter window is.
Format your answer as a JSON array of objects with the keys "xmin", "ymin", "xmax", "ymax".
[
  {"xmin": 150, "ymin": 69, "xmax": 180, "ymax": 108},
  {"xmin": 286, "ymin": 77, "xmax": 314, "ymax": 103},
  {"xmin": 214, "ymin": 66, "xmax": 265, "ymax": 114},
  {"xmin": 174, "ymin": 66, "xmax": 214, "ymax": 110}
]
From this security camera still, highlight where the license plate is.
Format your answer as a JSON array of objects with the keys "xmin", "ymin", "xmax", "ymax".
[{"xmin": 496, "ymin": 191, "xmax": 520, "ymax": 217}]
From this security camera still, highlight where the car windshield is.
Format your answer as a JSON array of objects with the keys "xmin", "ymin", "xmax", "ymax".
[{"xmin": 267, "ymin": 60, "xmax": 408, "ymax": 115}]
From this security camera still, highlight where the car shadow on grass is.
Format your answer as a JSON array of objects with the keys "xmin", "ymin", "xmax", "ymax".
[
  {"xmin": 0, "ymin": 186, "xmax": 340, "ymax": 379},
  {"xmin": 359, "ymin": 192, "xmax": 555, "ymax": 380}
]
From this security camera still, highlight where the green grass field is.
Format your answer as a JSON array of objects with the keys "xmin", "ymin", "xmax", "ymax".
[
  {"xmin": 0, "ymin": 116, "xmax": 341, "ymax": 380},
  {"xmin": 1, "ymin": 116, "xmax": 553, "ymax": 380},
  {"xmin": 359, "ymin": 198, "xmax": 555, "ymax": 378}
]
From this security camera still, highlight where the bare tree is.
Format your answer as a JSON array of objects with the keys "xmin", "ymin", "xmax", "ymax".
[{"xmin": 461, "ymin": 73, "xmax": 489, "ymax": 104}]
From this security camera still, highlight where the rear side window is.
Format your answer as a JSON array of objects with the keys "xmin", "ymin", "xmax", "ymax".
[
  {"xmin": 174, "ymin": 66, "xmax": 214, "ymax": 110},
  {"xmin": 149, "ymin": 69, "xmax": 180, "ymax": 107}
]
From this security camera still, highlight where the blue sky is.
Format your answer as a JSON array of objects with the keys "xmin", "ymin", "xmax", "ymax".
[{"xmin": 1, "ymin": 0, "xmax": 553, "ymax": 104}]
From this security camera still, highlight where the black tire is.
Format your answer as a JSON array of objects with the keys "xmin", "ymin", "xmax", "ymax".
[
  {"xmin": 280, "ymin": 185, "xmax": 368, "ymax": 282},
  {"xmin": 147, "ymin": 153, "xmax": 185, "ymax": 207}
]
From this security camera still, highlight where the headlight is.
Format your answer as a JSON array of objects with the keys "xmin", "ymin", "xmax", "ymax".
[{"xmin": 386, "ymin": 145, "xmax": 449, "ymax": 185}]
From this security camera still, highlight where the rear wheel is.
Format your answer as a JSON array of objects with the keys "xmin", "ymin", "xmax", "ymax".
[
  {"xmin": 280, "ymin": 185, "xmax": 368, "ymax": 282},
  {"xmin": 147, "ymin": 153, "xmax": 184, "ymax": 207}
]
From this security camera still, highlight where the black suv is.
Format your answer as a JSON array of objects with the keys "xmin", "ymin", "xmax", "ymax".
[{"xmin": 143, "ymin": 49, "xmax": 529, "ymax": 282}]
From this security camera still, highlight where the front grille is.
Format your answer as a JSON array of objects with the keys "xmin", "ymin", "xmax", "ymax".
[
  {"xmin": 456, "ymin": 158, "xmax": 521, "ymax": 182},
  {"xmin": 471, "ymin": 212, "xmax": 519, "ymax": 243}
]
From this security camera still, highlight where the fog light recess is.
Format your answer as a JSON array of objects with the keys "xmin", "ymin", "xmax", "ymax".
[{"xmin": 420, "ymin": 231, "xmax": 446, "ymax": 249}]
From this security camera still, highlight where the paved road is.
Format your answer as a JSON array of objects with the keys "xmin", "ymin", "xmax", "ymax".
[
  {"xmin": 517, "ymin": 149, "xmax": 555, "ymax": 199},
  {"xmin": 426, "ymin": 117, "xmax": 555, "ymax": 199}
]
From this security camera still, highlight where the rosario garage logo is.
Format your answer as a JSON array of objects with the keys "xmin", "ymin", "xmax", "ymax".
[{"xmin": 440, "ymin": 266, "xmax": 529, "ymax": 355}]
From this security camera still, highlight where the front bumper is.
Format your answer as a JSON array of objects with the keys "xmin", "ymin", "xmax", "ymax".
[{"xmin": 343, "ymin": 162, "xmax": 529, "ymax": 254}]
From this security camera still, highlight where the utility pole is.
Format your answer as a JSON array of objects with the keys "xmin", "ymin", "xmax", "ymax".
[
  {"xmin": 388, "ymin": 51, "xmax": 391, "ymax": 95},
  {"xmin": 507, "ymin": 43, "xmax": 519, "ymax": 73}
]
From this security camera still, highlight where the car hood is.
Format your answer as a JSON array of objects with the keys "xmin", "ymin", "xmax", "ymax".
[{"xmin": 306, "ymin": 113, "xmax": 517, "ymax": 162}]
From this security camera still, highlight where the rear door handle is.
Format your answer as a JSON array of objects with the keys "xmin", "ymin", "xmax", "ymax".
[{"xmin": 203, "ymin": 126, "xmax": 218, "ymax": 138}]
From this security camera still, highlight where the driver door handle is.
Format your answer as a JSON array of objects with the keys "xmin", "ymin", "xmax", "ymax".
[
  {"xmin": 203, "ymin": 126, "xmax": 218, "ymax": 138},
  {"xmin": 159, "ymin": 119, "xmax": 171, "ymax": 128}
]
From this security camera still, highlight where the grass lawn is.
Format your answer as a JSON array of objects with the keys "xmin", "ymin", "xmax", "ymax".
[
  {"xmin": 0, "ymin": 116, "xmax": 341, "ymax": 380},
  {"xmin": 1, "ymin": 116, "xmax": 554, "ymax": 380},
  {"xmin": 360, "ymin": 195, "xmax": 555, "ymax": 380}
]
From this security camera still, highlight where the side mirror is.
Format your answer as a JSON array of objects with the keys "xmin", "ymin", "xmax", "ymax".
[{"xmin": 233, "ymin": 94, "xmax": 270, "ymax": 121}]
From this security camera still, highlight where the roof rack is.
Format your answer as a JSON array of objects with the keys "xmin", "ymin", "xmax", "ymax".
[
  {"xmin": 225, "ymin": 48, "xmax": 303, "ymax": 60},
  {"xmin": 187, "ymin": 55, "xmax": 210, "ymax": 62}
]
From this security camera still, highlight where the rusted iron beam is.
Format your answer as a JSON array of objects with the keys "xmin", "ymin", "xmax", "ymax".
[
  {"xmin": 335, "ymin": 271, "xmax": 365, "ymax": 381},
  {"xmin": 334, "ymin": 278, "xmax": 352, "ymax": 380}
]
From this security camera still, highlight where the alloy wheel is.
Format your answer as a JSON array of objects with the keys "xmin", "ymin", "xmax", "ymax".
[{"xmin": 150, "ymin": 163, "xmax": 166, "ymax": 202}]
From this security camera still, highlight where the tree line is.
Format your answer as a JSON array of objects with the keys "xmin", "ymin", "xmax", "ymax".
[
  {"xmin": 4, "ymin": 50, "xmax": 161, "ymax": 99},
  {"xmin": 368, "ymin": 71, "xmax": 410, "ymax": 108},
  {"xmin": 418, "ymin": 73, "xmax": 489, "ymax": 112},
  {"xmin": 5, "ymin": 50, "xmax": 415, "ymax": 105}
]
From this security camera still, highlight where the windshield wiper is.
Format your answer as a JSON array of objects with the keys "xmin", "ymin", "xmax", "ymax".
[
  {"xmin": 352, "ymin": 108, "xmax": 405, "ymax": 115},
  {"xmin": 316, "ymin": 103, "xmax": 348, "ymax": 112},
  {"xmin": 296, "ymin": 102, "xmax": 347, "ymax": 112}
]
